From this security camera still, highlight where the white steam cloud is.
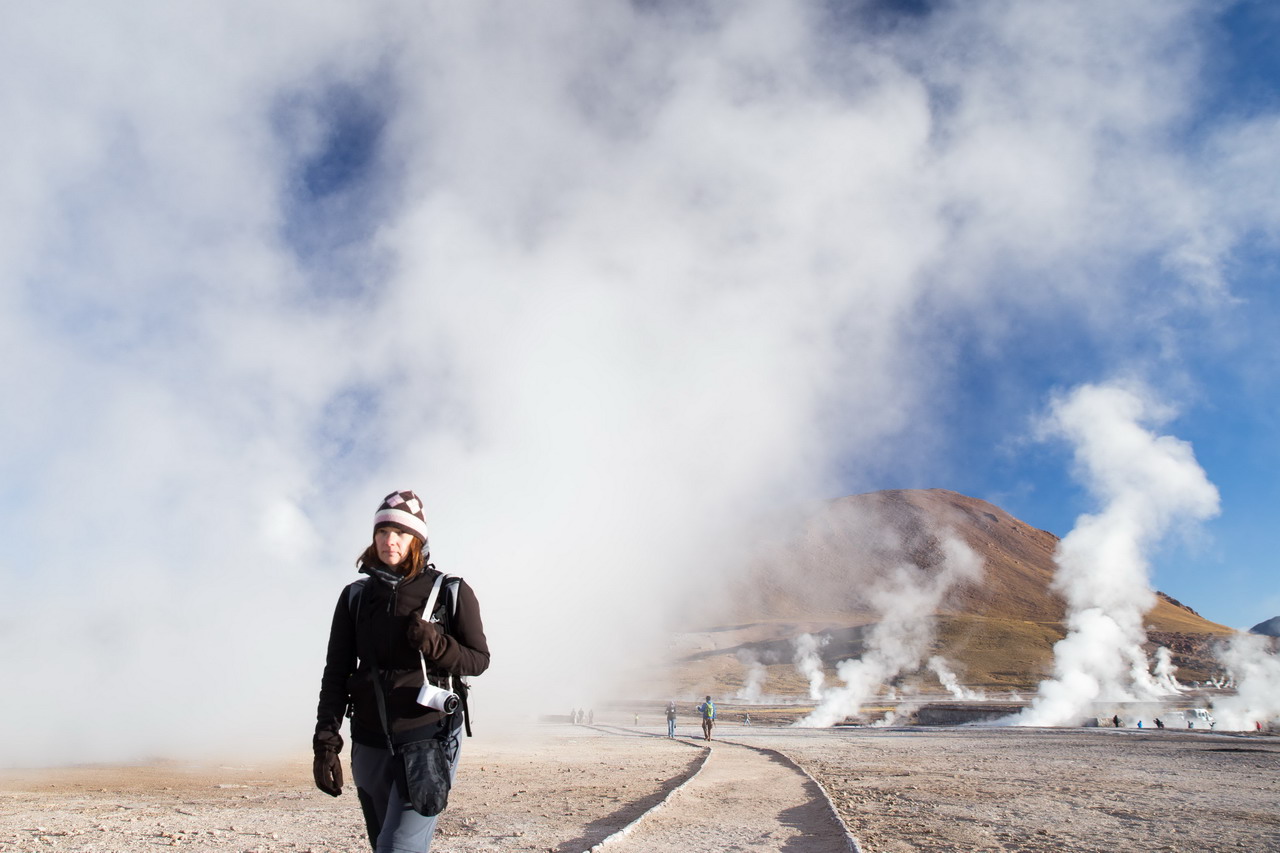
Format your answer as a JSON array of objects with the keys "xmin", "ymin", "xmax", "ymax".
[
  {"xmin": 1150, "ymin": 646, "xmax": 1185, "ymax": 695},
  {"xmin": 1212, "ymin": 634, "xmax": 1280, "ymax": 731},
  {"xmin": 800, "ymin": 534, "xmax": 982, "ymax": 727},
  {"xmin": 1017, "ymin": 383, "xmax": 1220, "ymax": 727},
  {"xmin": 794, "ymin": 633, "xmax": 829, "ymax": 700},
  {"xmin": 929, "ymin": 655, "xmax": 985, "ymax": 701},
  {"xmin": 735, "ymin": 651, "xmax": 768, "ymax": 704},
  {"xmin": 2, "ymin": 2, "xmax": 1276, "ymax": 765}
]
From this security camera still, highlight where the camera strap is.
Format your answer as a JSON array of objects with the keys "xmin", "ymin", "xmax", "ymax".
[{"xmin": 417, "ymin": 573, "xmax": 447, "ymax": 687}]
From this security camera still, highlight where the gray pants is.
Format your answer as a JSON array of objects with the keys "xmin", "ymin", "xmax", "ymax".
[{"xmin": 352, "ymin": 726, "xmax": 462, "ymax": 853}]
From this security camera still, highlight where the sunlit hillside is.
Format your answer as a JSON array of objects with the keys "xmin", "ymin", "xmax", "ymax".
[{"xmin": 666, "ymin": 489, "xmax": 1233, "ymax": 698}]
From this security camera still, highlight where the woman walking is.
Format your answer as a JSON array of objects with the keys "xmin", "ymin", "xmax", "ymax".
[{"xmin": 313, "ymin": 490, "xmax": 490, "ymax": 852}]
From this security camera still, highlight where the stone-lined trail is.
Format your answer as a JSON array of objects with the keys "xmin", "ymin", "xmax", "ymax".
[{"xmin": 597, "ymin": 736, "xmax": 858, "ymax": 852}]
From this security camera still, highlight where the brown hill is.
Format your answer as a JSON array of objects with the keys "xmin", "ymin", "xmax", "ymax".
[{"xmin": 668, "ymin": 489, "xmax": 1233, "ymax": 697}]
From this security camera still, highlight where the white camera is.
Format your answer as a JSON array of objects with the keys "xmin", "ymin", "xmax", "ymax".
[{"xmin": 416, "ymin": 682, "xmax": 460, "ymax": 714}]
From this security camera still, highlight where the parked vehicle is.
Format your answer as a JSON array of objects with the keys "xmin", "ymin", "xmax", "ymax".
[{"xmin": 1180, "ymin": 708, "xmax": 1215, "ymax": 728}]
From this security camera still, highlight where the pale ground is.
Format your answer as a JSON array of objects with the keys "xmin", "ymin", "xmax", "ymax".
[{"xmin": 2, "ymin": 721, "xmax": 1277, "ymax": 852}]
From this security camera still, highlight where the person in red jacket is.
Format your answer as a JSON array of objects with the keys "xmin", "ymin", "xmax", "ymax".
[{"xmin": 313, "ymin": 490, "xmax": 490, "ymax": 852}]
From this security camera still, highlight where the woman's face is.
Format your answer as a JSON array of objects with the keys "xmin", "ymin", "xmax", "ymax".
[{"xmin": 374, "ymin": 526, "xmax": 416, "ymax": 567}]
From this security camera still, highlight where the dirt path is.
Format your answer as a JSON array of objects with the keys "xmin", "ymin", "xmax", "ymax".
[{"xmin": 600, "ymin": 734, "xmax": 856, "ymax": 852}]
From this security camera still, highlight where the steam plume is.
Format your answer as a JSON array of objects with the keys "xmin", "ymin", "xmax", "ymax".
[
  {"xmin": 1212, "ymin": 634, "xmax": 1280, "ymax": 731},
  {"xmin": 793, "ymin": 633, "xmax": 829, "ymax": 700},
  {"xmin": 1017, "ymin": 383, "xmax": 1220, "ymax": 726},
  {"xmin": 735, "ymin": 651, "xmax": 768, "ymax": 703},
  {"xmin": 929, "ymin": 655, "xmax": 985, "ymax": 701},
  {"xmin": 799, "ymin": 534, "xmax": 982, "ymax": 727},
  {"xmin": 1150, "ymin": 646, "xmax": 1184, "ymax": 695}
]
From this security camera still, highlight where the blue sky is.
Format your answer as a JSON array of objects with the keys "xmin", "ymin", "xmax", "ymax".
[
  {"xmin": 835, "ymin": 0, "xmax": 1280, "ymax": 630},
  {"xmin": 2, "ymin": 0, "xmax": 1278, "ymax": 763}
]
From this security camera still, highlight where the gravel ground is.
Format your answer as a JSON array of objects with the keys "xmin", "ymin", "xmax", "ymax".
[
  {"xmin": 0, "ymin": 726, "xmax": 700, "ymax": 853},
  {"xmin": 2, "ymin": 723, "xmax": 1276, "ymax": 852},
  {"xmin": 723, "ymin": 724, "xmax": 1280, "ymax": 853}
]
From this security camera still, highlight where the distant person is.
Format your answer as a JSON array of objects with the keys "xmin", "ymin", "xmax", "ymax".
[
  {"xmin": 634, "ymin": 713, "xmax": 640, "ymax": 726},
  {"xmin": 696, "ymin": 696, "xmax": 716, "ymax": 741},
  {"xmin": 666, "ymin": 701, "xmax": 678, "ymax": 738},
  {"xmin": 744, "ymin": 712, "xmax": 752, "ymax": 726},
  {"xmin": 588, "ymin": 709, "xmax": 594, "ymax": 725},
  {"xmin": 1154, "ymin": 718, "xmax": 1164, "ymax": 729},
  {"xmin": 1137, "ymin": 720, "xmax": 1143, "ymax": 729},
  {"xmin": 1113, "ymin": 715, "xmax": 1121, "ymax": 728},
  {"xmin": 313, "ymin": 489, "xmax": 490, "ymax": 853}
]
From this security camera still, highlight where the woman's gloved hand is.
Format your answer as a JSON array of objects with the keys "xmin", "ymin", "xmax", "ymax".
[
  {"xmin": 406, "ymin": 618, "xmax": 449, "ymax": 660},
  {"xmin": 312, "ymin": 731, "xmax": 344, "ymax": 797},
  {"xmin": 313, "ymin": 747, "xmax": 343, "ymax": 797}
]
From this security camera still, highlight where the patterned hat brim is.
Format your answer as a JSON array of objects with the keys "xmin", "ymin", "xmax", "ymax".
[{"xmin": 373, "ymin": 509, "xmax": 428, "ymax": 543}]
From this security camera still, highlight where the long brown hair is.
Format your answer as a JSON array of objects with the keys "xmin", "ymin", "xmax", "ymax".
[{"xmin": 356, "ymin": 532, "xmax": 426, "ymax": 580}]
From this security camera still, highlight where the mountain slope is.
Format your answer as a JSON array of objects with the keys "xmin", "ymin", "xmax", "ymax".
[
  {"xmin": 669, "ymin": 489, "xmax": 1233, "ymax": 697},
  {"xmin": 1251, "ymin": 616, "xmax": 1280, "ymax": 637}
]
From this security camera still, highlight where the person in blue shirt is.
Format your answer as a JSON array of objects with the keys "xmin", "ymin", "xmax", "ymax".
[{"xmin": 696, "ymin": 696, "xmax": 716, "ymax": 741}]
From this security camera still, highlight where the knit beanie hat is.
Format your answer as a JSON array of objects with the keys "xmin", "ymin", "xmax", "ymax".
[{"xmin": 373, "ymin": 489, "xmax": 429, "ymax": 544}]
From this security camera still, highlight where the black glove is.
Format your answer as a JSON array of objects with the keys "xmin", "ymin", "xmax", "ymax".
[
  {"xmin": 406, "ymin": 618, "xmax": 449, "ymax": 660},
  {"xmin": 313, "ymin": 748, "xmax": 343, "ymax": 797}
]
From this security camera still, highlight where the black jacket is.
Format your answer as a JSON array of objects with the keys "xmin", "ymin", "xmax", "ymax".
[{"xmin": 315, "ymin": 565, "xmax": 490, "ymax": 750}]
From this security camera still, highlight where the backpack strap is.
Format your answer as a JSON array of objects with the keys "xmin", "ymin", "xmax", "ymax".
[
  {"xmin": 342, "ymin": 579, "xmax": 368, "ymax": 722},
  {"xmin": 419, "ymin": 572, "xmax": 475, "ymax": 738},
  {"xmin": 439, "ymin": 575, "xmax": 475, "ymax": 737},
  {"xmin": 346, "ymin": 578, "xmax": 367, "ymax": 624}
]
